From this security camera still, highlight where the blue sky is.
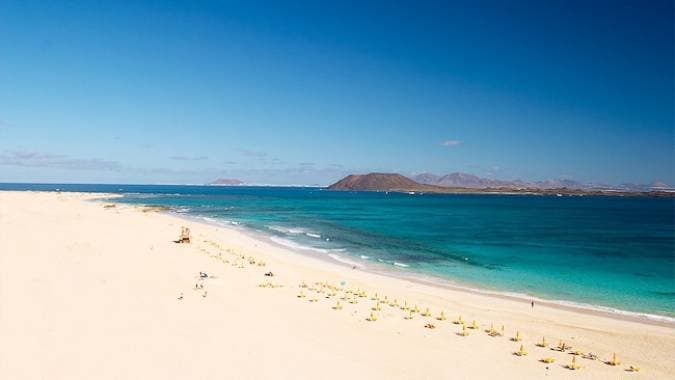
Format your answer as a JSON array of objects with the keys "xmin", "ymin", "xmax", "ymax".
[{"xmin": 0, "ymin": 0, "xmax": 672, "ymax": 185}]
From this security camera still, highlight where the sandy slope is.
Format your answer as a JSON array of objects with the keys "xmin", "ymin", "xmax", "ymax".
[{"xmin": 1, "ymin": 191, "xmax": 673, "ymax": 379}]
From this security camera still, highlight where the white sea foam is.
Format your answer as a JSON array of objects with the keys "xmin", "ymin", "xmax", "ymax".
[
  {"xmin": 268, "ymin": 225, "xmax": 306, "ymax": 234},
  {"xmin": 305, "ymin": 232, "xmax": 321, "ymax": 239},
  {"xmin": 327, "ymin": 253, "xmax": 361, "ymax": 268},
  {"xmin": 269, "ymin": 236, "xmax": 331, "ymax": 254},
  {"xmin": 360, "ymin": 255, "xmax": 370, "ymax": 259},
  {"xmin": 393, "ymin": 262, "xmax": 409, "ymax": 268}
]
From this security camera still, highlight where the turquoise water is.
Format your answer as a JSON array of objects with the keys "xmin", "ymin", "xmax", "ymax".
[{"xmin": 3, "ymin": 183, "xmax": 673, "ymax": 318}]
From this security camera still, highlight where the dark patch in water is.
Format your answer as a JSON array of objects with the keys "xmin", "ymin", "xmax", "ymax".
[
  {"xmin": 650, "ymin": 291, "xmax": 675, "ymax": 297},
  {"xmin": 633, "ymin": 272, "xmax": 655, "ymax": 278}
]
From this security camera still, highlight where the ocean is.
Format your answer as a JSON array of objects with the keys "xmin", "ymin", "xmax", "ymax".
[{"xmin": 4, "ymin": 183, "xmax": 673, "ymax": 320}]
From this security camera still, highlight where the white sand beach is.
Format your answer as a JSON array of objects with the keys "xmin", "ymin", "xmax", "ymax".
[{"xmin": 1, "ymin": 191, "xmax": 673, "ymax": 379}]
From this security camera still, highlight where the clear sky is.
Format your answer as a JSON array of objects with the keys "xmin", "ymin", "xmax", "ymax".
[{"xmin": 0, "ymin": 0, "xmax": 673, "ymax": 185}]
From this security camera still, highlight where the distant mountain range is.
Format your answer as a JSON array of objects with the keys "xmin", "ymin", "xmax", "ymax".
[
  {"xmin": 328, "ymin": 173, "xmax": 674, "ymax": 197},
  {"xmin": 412, "ymin": 172, "xmax": 671, "ymax": 192},
  {"xmin": 412, "ymin": 172, "xmax": 584, "ymax": 189},
  {"xmin": 207, "ymin": 178, "xmax": 244, "ymax": 186}
]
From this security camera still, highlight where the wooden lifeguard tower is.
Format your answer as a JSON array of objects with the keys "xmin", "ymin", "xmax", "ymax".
[{"xmin": 177, "ymin": 226, "xmax": 191, "ymax": 243}]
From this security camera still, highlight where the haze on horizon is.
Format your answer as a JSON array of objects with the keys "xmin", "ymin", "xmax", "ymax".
[{"xmin": 0, "ymin": 1, "xmax": 673, "ymax": 186}]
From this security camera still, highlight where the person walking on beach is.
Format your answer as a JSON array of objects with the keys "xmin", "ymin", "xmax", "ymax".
[{"xmin": 531, "ymin": 300, "xmax": 535, "ymax": 309}]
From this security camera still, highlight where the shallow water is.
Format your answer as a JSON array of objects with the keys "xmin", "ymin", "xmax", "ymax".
[{"xmin": 4, "ymin": 183, "xmax": 673, "ymax": 318}]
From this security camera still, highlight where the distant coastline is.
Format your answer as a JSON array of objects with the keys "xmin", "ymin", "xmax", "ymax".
[{"xmin": 327, "ymin": 173, "xmax": 675, "ymax": 197}]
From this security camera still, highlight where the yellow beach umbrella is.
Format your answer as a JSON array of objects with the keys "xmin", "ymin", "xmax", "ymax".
[
  {"xmin": 608, "ymin": 352, "xmax": 620, "ymax": 366},
  {"xmin": 512, "ymin": 331, "xmax": 522, "ymax": 342},
  {"xmin": 514, "ymin": 344, "xmax": 527, "ymax": 356},
  {"xmin": 567, "ymin": 356, "xmax": 581, "ymax": 370}
]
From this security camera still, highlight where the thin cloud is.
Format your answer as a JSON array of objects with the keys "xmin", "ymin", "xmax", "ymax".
[
  {"xmin": 169, "ymin": 155, "xmax": 208, "ymax": 161},
  {"xmin": 441, "ymin": 140, "xmax": 462, "ymax": 146},
  {"xmin": 241, "ymin": 149, "xmax": 268, "ymax": 159},
  {"xmin": 0, "ymin": 150, "xmax": 121, "ymax": 171}
]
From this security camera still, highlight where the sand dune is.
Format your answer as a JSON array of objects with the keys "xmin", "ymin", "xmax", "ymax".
[{"xmin": 1, "ymin": 191, "xmax": 673, "ymax": 379}]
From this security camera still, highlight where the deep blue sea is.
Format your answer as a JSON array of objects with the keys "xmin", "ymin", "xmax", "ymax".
[{"xmin": 4, "ymin": 183, "xmax": 674, "ymax": 319}]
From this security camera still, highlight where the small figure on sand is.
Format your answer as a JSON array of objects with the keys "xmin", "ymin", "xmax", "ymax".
[
  {"xmin": 531, "ymin": 300, "xmax": 535, "ymax": 308},
  {"xmin": 202, "ymin": 290, "xmax": 208, "ymax": 298},
  {"xmin": 199, "ymin": 271, "xmax": 208, "ymax": 278},
  {"xmin": 177, "ymin": 292, "xmax": 183, "ymax": 300}
]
